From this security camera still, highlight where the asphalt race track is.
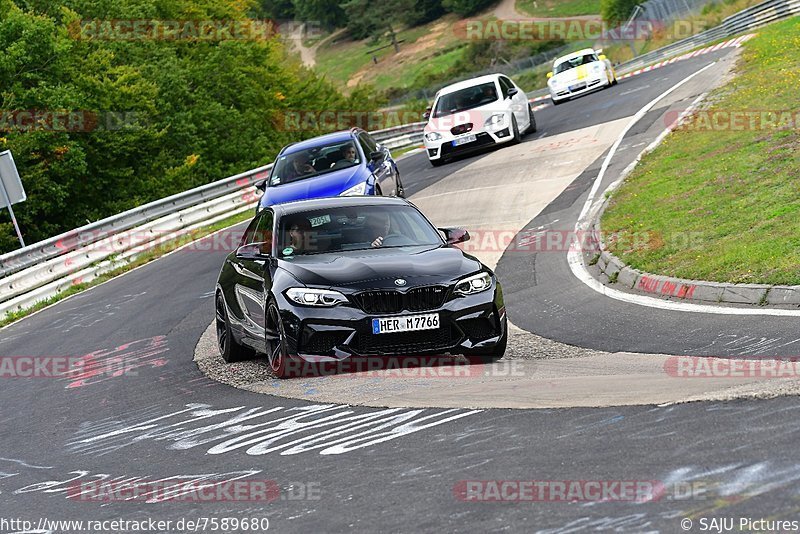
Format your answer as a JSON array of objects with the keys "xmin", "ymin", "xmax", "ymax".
[{"xmin": 2, "ymin": 46, "xmax": 799, "ymax": 533}]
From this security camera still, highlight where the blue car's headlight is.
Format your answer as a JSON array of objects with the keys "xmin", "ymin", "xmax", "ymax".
[
  {"xmin": 340, "ymin": 182, "xmax": 367, "ymax": 196},
  {"xmin": 286, "ymin": 288, "xmax": 348, "ymax": 306},
  {"xmin": 454, "ymin": 272, "xmax": 493, "ymax": 295}
]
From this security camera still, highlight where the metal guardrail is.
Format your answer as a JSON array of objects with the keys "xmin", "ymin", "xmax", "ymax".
[
  {"xmin": 1, "ymin": 0, "xmax": 796, "ymax": 318},
  {"xmin": 614, "ymin": 0, "xmax": 800, "ymax": 73}
]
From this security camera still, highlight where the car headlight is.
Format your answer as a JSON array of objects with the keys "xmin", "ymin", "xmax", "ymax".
[
  {"xmin": 425, "ymin": 132, "xmax": 442, "ymax": 142},
  {"xmin": 340, "ymin": 182, "xmax": 367, "ymax": 196},
  {"xmin": 484, "ymin": 114, "xmax": 505, "ymax": 127},
  {"xmin": 453, "ymin": 272, "xmax": 492, "ymax": 296},
  {"xmin": 285, "ymin": 288, "xmax": 348, "ymax": 307}
]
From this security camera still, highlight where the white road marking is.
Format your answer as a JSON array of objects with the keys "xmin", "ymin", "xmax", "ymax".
[
  {"xmin": 619, "ymin": 84, "xmax": 650, "ymax": 95},
  {"xmin": 567, "ymin": 62, "xmax": 800, "ymax": 317}
]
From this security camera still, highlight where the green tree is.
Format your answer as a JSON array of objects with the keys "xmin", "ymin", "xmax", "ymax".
[
  {"xmin": 441, "ymin": 0, "xmax": 494, "ymax": 17},
  {"xmin": 600, "ymin": 0, "xmax": 641, "ymax": 23},
  {"xmin": 292, "ymin": 0, "xmax": 346, "ymax": 30},
  {"xmin": 0, "ymin": 0, "xmax": 380, "ymax": 252}
]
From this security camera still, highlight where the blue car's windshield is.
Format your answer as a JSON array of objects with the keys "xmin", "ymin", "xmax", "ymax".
[
  {"xmin": 270, "ymin": 140, "xmax": 360, "ymax": 186},
  {"xmin": 278, "ymin": 205, "xmax": 443, "ymax": 257}
]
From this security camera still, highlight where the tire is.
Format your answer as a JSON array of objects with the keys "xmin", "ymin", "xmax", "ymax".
[
  {"xmin": 265, "ymin": 300, "xmax": 295, "ymax": 378},
  {"xmin": 525, "ymin": 105, "xmax": 537, "ymax": 135},
  {"xmin": 429, "ymin": 158, "xmax": 444, "ymax": 167},
  {"xmin": 215, "ymin": 292, "xmax": 253, "ymax": 363},
  {"xmin": 510, "ymin": 116, "xmax": 521, "ymax": 145},
  {"xmin": 395, "ymin": 173, "xmax": 405, "ymax": 198}
]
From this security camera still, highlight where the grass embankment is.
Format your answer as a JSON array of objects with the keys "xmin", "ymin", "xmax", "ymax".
[
  {"xmin": 314, "ymin": 16, "xmax": 465, "ymax": 93},
  {"xmin": 601, "ymin": 17, "xmax": 800, "ymax": 285},
  {"xmin": 0, "ymin": 210, "xmax": 254, "ymax": 327}
]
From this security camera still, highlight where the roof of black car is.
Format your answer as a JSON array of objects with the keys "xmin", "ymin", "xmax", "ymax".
[{"xmin": 270, "ymin": 196, "xmax": 411, "ymax": 216}]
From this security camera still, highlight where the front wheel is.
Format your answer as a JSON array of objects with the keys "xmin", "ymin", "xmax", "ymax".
[
  {"xmin": 395, "ymin": 173, "xmax": 405, "ymax": 198},
  {"xmin": 265, "ymin": 301, "xmax": 295, "ymax": 378},
  {"xmin": 216, "ymin": 292, "xmax": 253, "ymax": 363},
  {"xmin": 429, "ymin": 158, "xmax": 445, "ymax": 167},
  {"xmin": 510, "ymin": 116, "xmax": 521, "ymax": 145},
  {"xmin": 525, "ymin": 105, "xmax": 537, "ymax": 135}
]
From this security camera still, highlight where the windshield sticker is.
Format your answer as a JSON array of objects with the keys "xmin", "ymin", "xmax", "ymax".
[{"xmin": 309, "ymin": 215, "xmax": 331, "ymax": 227}]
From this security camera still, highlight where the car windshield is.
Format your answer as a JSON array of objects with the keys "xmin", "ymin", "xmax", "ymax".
[
  {"xmin": 432, "ymin": 82, "xmax": 498, "ymax": 118},
  {"xmin": 554, "ymin": 54, "xmax": 599, "ymax": 74},
  {"xmin": 269, "ymin": 140, "xmax": 360, "ymax": 186},
  {"xmin": 278, "ymin": 205, "xmax": 443, "ymax": 257}
]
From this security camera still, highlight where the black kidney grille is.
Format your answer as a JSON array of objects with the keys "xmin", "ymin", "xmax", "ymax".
[{"xmin": 356, "ymin": 286, "xmax": 448, "ymax": 314}]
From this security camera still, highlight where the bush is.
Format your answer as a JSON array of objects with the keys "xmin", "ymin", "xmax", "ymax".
[{"xmin": 600, "ymin": 0, "xmax": 641, "ymax": 23}]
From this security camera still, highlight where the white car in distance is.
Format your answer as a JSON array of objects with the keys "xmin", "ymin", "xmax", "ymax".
[
  {"xmin": 422, "ymin": 73, "xmax": 536, "ymax": 167},
  {"xmin": 547, "ymin": 48, "xmax": 617, "ymax": 105}
]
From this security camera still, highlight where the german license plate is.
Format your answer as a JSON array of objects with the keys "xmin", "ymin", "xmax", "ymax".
[
  {"xmin": 372, "ymin": 313, "xmax": 440, "ymax": 334},
  {"xmin": 452, "ymin": 134, "xmax": 477, "ymax": 147},
  {"xmin": 569, "ymin": 83, "xmax": 586, "ymax": 92}
]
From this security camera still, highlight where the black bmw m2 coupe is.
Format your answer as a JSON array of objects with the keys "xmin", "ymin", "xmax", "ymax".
[{"xmin": 215, "ymin": 196, "xmax": 506, "ymax": 377}]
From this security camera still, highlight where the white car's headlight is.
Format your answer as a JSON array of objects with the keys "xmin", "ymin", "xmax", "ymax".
[
  {"xmin": 425, "ymin": 132, "xmax": 442, "ymax": 142},
  {"xmin": 454, "ymin": 272, "xmax": 492, "ymax": 296},
  {"xmin": 484, "ymin": 114, "xmax": 505, "ymax": 127},
  {"xmin": 286, "ymin": 288, "xmax": 348, "ymax": 307},
  {"xmin": 340, "ymin": 182, "xmax": 367, "ymax": 196}
]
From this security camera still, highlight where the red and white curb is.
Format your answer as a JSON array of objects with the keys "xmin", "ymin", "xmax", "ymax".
[
  {"xmin": 527, "ymin": 34, "xmax": 756, "ymax": 108},
  {"xmin": 617, "ymin": 34, "xmax": 756, "ymax": 80}
]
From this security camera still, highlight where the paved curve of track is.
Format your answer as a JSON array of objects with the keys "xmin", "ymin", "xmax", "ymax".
[{"xmin": 2, "ymin": 47, "xmax": 799, "ymax": 533}]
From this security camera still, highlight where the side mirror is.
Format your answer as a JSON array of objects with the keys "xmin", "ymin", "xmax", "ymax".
[
  {"xmin": 370, "ymin": 150, "xmax": 385, "ymax": 163},
  {"xmin": 439, "ymin": 227, "xmax": 470, "ymax": 245},
  {"xmin": 506, "ymin": 87, "xmax": 518, "ymax": 99},
  {"xmin": 236, "ymin": 242, "xmax": 270, "ymax": 260},
  {"xmin": 546, "ymin": 72, "xmax": 553, "ymax": 79},
  {"xmin": 598, "ymin": 54, "xmax": 607, "ymax": 61},
  {"xmin": 422, "ymin": 108, "xmax": 431, "ymax": 120},
  {"xmin": 255, "ymin": 179, "xmax": 267, "ymax": 192}
]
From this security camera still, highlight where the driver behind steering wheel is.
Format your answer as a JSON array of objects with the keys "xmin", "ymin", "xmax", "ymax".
[{"xmin": 365, "ymin": 212, "xmax": 391, "ymax": 248}]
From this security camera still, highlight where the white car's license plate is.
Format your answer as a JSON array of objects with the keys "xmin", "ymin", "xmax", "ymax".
[
  {"xmin": 452, "ymin": 135, "xmax": 477, "ymax": 147},
  {"xmin": 372, "ymin": 313, "xmax": 440, "ymax": 334},
  {"xmin": 569, "ymin": 83, "xmax": 586, "ymax": 92}
]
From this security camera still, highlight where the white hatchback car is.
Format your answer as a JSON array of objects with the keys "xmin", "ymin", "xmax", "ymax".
[
  {"xmin": 422, "ymin": 73, "xmax": 536, "ymax": 166},
  {"xmin": 547, "ymin": 48, "xmax": 617, "ymax": 105}
]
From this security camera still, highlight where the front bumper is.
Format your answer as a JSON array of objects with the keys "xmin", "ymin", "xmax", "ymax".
[
  {"xmin": 424, "ymin": 126, "xmax": 514, "ymax": 162},
  {"xmin": 275, "ymin": 283, "xmax": 506, "ymax": 361},
  {"xmin": 549, "ymin": 75, "xmax": 606, "ymax": 102}
]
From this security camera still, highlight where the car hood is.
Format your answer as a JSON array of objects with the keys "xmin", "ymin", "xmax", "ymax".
[
  {"xmin": 551, "ymin": 62, "xmax": 603, "ymax": 85},
  {"xmin": 424, "ymin": 101, "xmax": 508, "ymax": 134},
  {"xmin": 259, "ymin": 166, "xmax": 366, "ymax": 207},
  {"xmin": 277, "ymin": 246, "xmax": 483, "ymax": 290}
]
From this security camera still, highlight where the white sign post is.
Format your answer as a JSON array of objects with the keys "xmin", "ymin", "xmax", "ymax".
[{"xmin": 0, "ymin": 150, "xmax": 27, "ymax": 248}]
